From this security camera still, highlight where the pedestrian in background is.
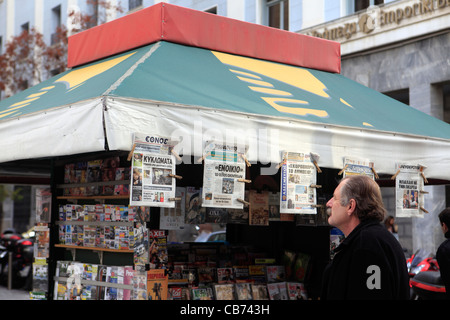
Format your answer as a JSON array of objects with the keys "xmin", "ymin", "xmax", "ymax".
[
  {"xmin": 437, "ymin": 208, "xmax": 450, "ymax": 299},
  {"xmin": 384, "ymin": 215, "xmax": 399, "ymax": 241}
]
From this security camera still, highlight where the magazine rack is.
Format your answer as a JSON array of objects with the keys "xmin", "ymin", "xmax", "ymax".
[{"xmin": 49, "ymin": 151, "xmax": 136, "ymax": 299}]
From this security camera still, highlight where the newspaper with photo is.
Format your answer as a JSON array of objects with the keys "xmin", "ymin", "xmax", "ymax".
[
  {"xmin": 129, "ymin": 133, "xmax": 177, "ymax": 208},
  {"xmin": 202, "ymin": 141, "xmax": 247, "ymax": 209},
  {"xmin": 395, "ymin": 163, "xmax": 425, "ymax": 218},
  {"xmin": 280, "ymin": 151, "xmax": 317, "ymax": 214}
]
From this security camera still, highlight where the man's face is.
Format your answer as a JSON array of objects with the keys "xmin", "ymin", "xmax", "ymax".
[{"xmin": 326, "ymin": 181, "xmax": 350, "ymax": 229}]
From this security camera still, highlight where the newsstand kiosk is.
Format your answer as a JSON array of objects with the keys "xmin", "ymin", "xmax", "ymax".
[{"xmin": 1, "ymin": 3, "xmax": 450, "ymax": 302}]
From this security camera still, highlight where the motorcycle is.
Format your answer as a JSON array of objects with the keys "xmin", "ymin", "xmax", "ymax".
[
  {"xmin": 0, "ymin": 230, "xmax": 34, "ymax": 290},
  {"xmin": 407, "ymin": 249, "xmax": 439, "ymax": 276},
  {"xmin": 406, "ymin": 249, "xmax": 447, "ymax": 300}
]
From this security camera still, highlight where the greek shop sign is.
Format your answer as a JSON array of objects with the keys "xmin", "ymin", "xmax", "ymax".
[{"xmin": 305, "ymin": 0, "xmax": 450, "ymax": 42}]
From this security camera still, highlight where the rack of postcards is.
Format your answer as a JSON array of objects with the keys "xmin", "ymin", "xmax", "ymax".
[{"xmin": 47, "ymin": 153, "xmax": 141, "ymax": 300}]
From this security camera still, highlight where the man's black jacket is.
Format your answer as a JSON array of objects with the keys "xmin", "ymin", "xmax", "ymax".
[{"xmin": 321, "ymin": 219, "xmax": 410, "ymax": 300}]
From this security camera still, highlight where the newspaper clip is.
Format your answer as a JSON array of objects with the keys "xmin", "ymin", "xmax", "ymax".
[
  {"xmin": 310, "ymin": 184, "xmax": 322, "ymax": 188},
  {"xmin": 276, "ymin": 154, "xmax": 287, "ymax": 170},
  {"xmin": 419, "ymin": 190, "xmax": 429, "ymax": 194},
  {"xmin": 238, "ymin": 178, "xmax": 252, "ymax": 184},
  {"xmin": 237, "ymin": 198, "xmax": 249, "ymax": 206},
  {"xmin": 168, "ymin": 173, "xmax": 183, "ymax": 180},
  {"xmin": 127, "ymin": 143, "xmax": 136, "ymax": 161},
  {"xmin": 420, "ymin": 206, "xmax": 429, "ymax": 214},
  {"xmin": 419, "ymin": 165, "xmax": 428, "ymax": 184},
  {"xmin": 171, "ymin": 149, "xmax": 182, "ymax": 162},
  {"xmin": 169, "ymin": 197, "xmax": 181, "ymax": 201},
  {"xmin": 197, "ymin": 154, "xmax": 206, "ymax": 163},
  {"xmin": 310, "ymin": 152, "xmax": 322, "ymax": 173},
  {"xmin": 338, "ymin": 164, "xmax": 348, "ymax": 175},
  {"xmin": 371, "ymin": 166, "xmax": 379, "ymax": 179},
  {"xmin": 311, "ymin": 204, "xmax": 323, "ymax": 208},
  {"xmin": 241, "ymin": 154, "xmax": 251, "ymax": 167},
  {"xmin": 391, "ymin": 169, "xmax": 401, "ymax": 180}
]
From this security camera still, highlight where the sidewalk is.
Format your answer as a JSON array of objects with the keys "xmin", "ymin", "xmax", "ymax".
[{"xmin": 0, "ymin": 285, "xmax": 30, "ymax": 300}]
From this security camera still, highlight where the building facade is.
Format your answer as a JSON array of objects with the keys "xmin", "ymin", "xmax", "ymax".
[{"xmin": 1, "ymin": 0, "xmax": 449, "ymax": 254}]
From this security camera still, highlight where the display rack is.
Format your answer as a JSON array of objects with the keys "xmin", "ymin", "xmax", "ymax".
[{"xmin": 48, "ymin": 151, "xmax": 135, "ymax": 300}]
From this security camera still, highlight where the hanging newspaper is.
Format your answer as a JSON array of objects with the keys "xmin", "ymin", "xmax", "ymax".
[
  {"xmin": 201, "ymin": 141, "xmax": 247, "ymax": 209},
  {"xmin": 395, "ymin": 163, "xmax": 425, "ymax": 218},
  {"xmin": 280, "ymin": 151, "xmax": 317, "ymax": 214},
  {"xmin": 342, "ymin": 157, "xmax": 375, "ymax": 179},
  {"xmin": 129, "ymin": 133, "xmax": 176, "ymax": 208}
]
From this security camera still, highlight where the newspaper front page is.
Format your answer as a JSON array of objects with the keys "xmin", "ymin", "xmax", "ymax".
[
  {"xmin": 395, "ymin": 163, "xmax": 424, "ymax": 218},
  {"xmin": 202, "ymin": 141, "xmax": 247, "ymax": 209},
  {"xmin": 280, "ymin": 151, "xmax": 317, "ymax": 214},
  {"xmin": 129, "ymin": 133, "xmax": 176, "ymax": 208},
  {"xmin": 342, "ymin": 157, "xmax": 375, "ymax": 179}
]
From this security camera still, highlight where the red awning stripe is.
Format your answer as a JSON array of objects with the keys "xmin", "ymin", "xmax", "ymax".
[{"xmin": 67, "ymin": 3, "xmax": 340, "ymax": 73}]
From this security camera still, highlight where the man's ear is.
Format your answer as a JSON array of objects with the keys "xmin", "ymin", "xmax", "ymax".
[
  {"xmin": 347, "ymin": 198, "xmax": 356, "ymax": 216},
  {"xmin": 443, "ymin": 222, "xmax": 449, "ymax": 233}
]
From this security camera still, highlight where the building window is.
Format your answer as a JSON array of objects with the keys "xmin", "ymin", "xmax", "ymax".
[
  {"xmin": 205, "ymin": 6, "xmax": 217, "ymax": 14},
  {"xmin": 51, "ymin": 5, "xmax": 61, "ymax": 45},
  {"xmin": 21, "ymin": 22, "xmax": 29, "ymax": 33},
  {"xmin": 267, "ymin": 0, "xmax": 289, "ymax": 31},
  {"xmin": 129, "ymin": 0, "xmax": 142, "ymax": 11},
  {"xmin": 384, "ymin": 88, "xmax": 409, "ymax": 106},
  {"xmin": 443, "ymin": 83, "xmax": 450, "ymax": 124},
  {"xmin": 353, "ymin": 0, "xmax": 384, "ymax": 13}
]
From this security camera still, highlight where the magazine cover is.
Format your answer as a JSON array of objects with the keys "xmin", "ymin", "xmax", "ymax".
[
  {"xmin": 214, "ymin": 283, "xmax": 235, "ymax": 300},
  {"xmin": 268, "ymin": 192, "xmax": 280, "ymax": 221},
  {"xmin": 160, "ymin": 187, "xmax": 186, "ymax": 230},
  {"xmin": 35, "ymin": 187, "xmax": 51, "ymax": 223},
  {"xmin": 31, "ymin": 258, "xmax": 48, "ymax": 294},
  {"xmin": 81, "ymin": 285, "xmax": 97, "ymax": 300},
  {"xmin": 191, "ymin": 286, "xmax": 214, "ymax": 300},
  {"xmin": 185, "ymin": 186, "xmax": 205, "ymax": 224},
  {"xmin": 233, "ymin": 266, "xmax": 250, "ymax": 282},
  {"xmin": 248, "ymin": 265, "xmax": 266, "ymax": 284},
  {"xmin": 249, "ymin": 190, "xmax": 269, "ymax": 226},
  {"xmin": 147, "ymin": 269, "xmax": 168, "ymax": 300},
  {"xmin": 205, "ymin": 207, "xmax": 228, "ymax": 224},
  {"xmin": 277, "ymin": 282, "xmax": 289, "ymax": 300},
  {"xmin": 235, "ymin": 283, "xmax": 253, "ymax": 300},
  {"xmin": 287, "ymin": 282, "xmax": 308, "ymax": 300},
  {"xmin": 197, "ymin": 266, "xmax": 217, "ymax": 284},
  {"xmin": 251, "ymin": 284, "xmax": 269, "ymax": 300},
  {"xmin": 134, "ymin": 223, "xmax": 149, "ymax": 266},
  {"xmin": 266, "ymin": 265, "xmax": 286, "ymax": 283},
  {"xmin": 217, "ymin": 267, "xmax": 235, "ymax": 284},
  {"xmin": 123, "ymin": 266, "xmax": 134, "ymax": 300},
  {"xmin": 34, "ymin": 223, "xmax": 50, "ymax": 259},
  {"xmin": 149, "ymin": 230, "xmax": 168, "ymax": 269},
  {"xmin": 133, "ymin": 268, "xmax": 148, "ymax": 300},
  {"xmin": 267, "ymin": 282, "xmax": 281, "ymax": 300}
]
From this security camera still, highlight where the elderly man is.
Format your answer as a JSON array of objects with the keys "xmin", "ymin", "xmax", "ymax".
[{"xmin": 321, "ymin": 175, "xmax": 409, "ymax": 300}]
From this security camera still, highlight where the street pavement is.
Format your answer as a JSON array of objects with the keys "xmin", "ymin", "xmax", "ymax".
[{"xmin": 0, "ymin": 284, "xmax": 30, "ymax": 300}]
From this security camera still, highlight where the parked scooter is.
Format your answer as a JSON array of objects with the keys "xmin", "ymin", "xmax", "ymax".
[
  {"xmin": 406, "ymin": 249, "xmax": 446, "ymax": 299},
  {"xmin": 410, "ymin": 270, "xmax": 447, "ymax": 300},
  {"xmin": 406, "ymin": 249, "xmax": 439, "ymax": 276},
  {"xmin": 0, "ymin": 230, "xmax": 34, "ymax": 290}
]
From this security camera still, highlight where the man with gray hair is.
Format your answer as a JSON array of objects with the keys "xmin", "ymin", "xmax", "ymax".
[{"xmin": 321, "ymin": 175, "xmax": 409, "ymax": 299}]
